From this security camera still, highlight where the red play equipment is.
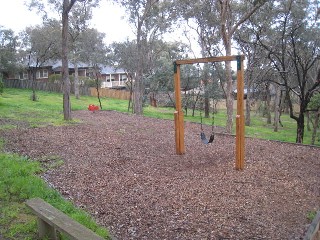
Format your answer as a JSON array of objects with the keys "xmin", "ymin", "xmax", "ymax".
[{"xmin": 88, "ymin": 104, "xmax": 99, "ymax": 112}]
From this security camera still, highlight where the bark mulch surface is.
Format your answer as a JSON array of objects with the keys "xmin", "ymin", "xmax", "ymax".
[{"xmin": 1, "ymin": 110, "xmax": 319, "ymax": 240}]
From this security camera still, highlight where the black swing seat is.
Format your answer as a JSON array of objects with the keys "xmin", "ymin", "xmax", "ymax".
[{"xmin": 200, "ymin": 132, "xmax": 214, "ymax": 144}]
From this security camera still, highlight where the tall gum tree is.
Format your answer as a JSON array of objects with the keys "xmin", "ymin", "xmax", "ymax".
[
  {"xmin": 0, "ymin": 27, "xmax": 18, "ymax": 76},
  {"xmin": 28, "ymin": 0, "xmax": 99, "ymax": 120},
  {"xmin": 113, "ymin": 0, "xmax": 175, "ymax": 115},
  {"xmin": 22, "ymin": 22, "xmax": 61, "ymax": 101},
  {"xmin": 218, "ymin": 0, "xmax": 267, "ymax": 133},
  {"xmin": 61, "ymin": 0, "xmax": 77, "ymax": 120},
  {"xmin": 68, "ymin": 1, "xmax": 98, "ymax": 99},
  {"xmin": 177, "ymin": 0, "xmax": 267, "ymax": 133}
]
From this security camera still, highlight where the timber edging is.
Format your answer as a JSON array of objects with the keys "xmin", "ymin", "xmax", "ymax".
[
  {"xmin": 304, "ymin": 210, "xmax": 320, "ymax": 240},
  {"xmin": 26, "ymin": 198, "xmax": 106, "ymax": 240}
]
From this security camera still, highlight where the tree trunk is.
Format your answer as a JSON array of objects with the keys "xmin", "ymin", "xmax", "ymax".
[
  {"xmin": 192, "ymin": 92, "xmax": 200, "ymax": 117},
  {"xmin": 62, "ymin": 0, "xmax": 72, "ymax": 121},
  {"xmin": 127, "ymin": 77, "xmax": 133, "ymax": 112},
  {"xmin": 273, "ymin": 84, "xmax": 281, "ymax": 132},
  {"xmin": 134, "ymin": 23, "xmax": 144, "ymax": 115},
  {"xmin": 134, "ymin": 70, "xmax": 143, "ymax": 114},
  {"xmin": 296, "ymin": 112, "xmax": 305, "ymax": 143},
  {"xmin": 94, "ymin": 67, "xmax": 102, "ymax": 110},
  {"xmin": 265, "ymin": 84, "xmax": 272, "ymax": 124},
  {"xmin": 31, "ymin": 67, "xmax": 37, "ymax": 101},
  {"xmin": 306, "ymin": 111, "xmax": 311, "ymax": 131},
  {"xmin": 225, "ymin": 44, "xmax": 234, "ymax": 133},
  {"xmin": 74, "ymin": 63, "xmax": 80, "ymax": 99},
  {"xmin": 204, "ymin": 96, "xmax": 209, "ymax": 118},
  {"xmin": 311, "ymin": 109, "xmax": 320, "ymax": 145},
  {"xmin": 245, "ymin": 85, "xmax": 251, "ymax": 126}
]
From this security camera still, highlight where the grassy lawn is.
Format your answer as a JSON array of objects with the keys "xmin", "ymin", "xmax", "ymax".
[
  {"xmin": 0, "ymin": 151, "xmax": 110, "ymax": 239},
  {"xmin": 1, "ymin": 88, "xmax": 318, "ymax": 144},
  {"xmin": 0, "ymin": 88, "xmax": 318, "ymax": 238}
]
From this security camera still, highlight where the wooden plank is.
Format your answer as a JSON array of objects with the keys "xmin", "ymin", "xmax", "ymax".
[
  {"xmin": 304, "ymin": 210, "xmax": 320, "ymax": 240},
  {"xmin": 26, "ymin": 198, "xmax": 104, "ymax": 240},
  {"xmin": 175, "ymin": 55, "xmax": 245, "ymax": 65}
]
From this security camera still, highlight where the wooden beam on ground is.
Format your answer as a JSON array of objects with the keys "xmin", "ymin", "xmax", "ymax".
[
  {"xmin": 303, "ymin": 209, "xmax": 320, "ymax": 240},
  {"xmin": 26, "ymin": 198, "xmax": 104, "ymax": 240}
]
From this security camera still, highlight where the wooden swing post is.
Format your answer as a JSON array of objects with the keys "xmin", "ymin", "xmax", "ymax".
[
  {"xmin": 173, "ymin": 55, "xmax": 245, "ymax": 170},
  {"xmin": 174, "ymin": 63, "xmax": 185, "ymax": 154},
  {"xmin": 235, "ymin": 56, "xmax": 245, "ymax": 170}
]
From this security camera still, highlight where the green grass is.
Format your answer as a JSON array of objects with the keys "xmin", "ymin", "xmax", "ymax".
[
  {"xmin": 0, "ymin": 88, "xmax": 128, "ymax": 129},
  {"xmin": 0, "ymin": 152, "xmax": 110, "ymax": 239},
  {"xmin": 1, "ymin": 88, "xmax": 318, "ymax": 145}
]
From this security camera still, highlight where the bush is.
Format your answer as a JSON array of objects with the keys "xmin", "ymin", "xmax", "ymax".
[
  {"xmin": 48, "ymin": 74, "xmax": 62, "ymax": 83},
  {"xmin": 0, "ymin": 78, "xmax": 4, "ymax": 94},
  {"xmin": 48, "ymin": 74, "xmax": 98, "ymax": 87}
]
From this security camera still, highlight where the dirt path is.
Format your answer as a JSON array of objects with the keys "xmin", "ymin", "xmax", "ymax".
[{"xmin": 1, "ymin": 110, "xmax": 319, "ymax": 239}]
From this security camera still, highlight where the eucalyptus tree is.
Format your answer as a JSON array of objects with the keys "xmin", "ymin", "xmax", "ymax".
[
  {"xmin": 22, "ymin": 21, "xmax": 61, "ymax": 101},
  {"xmin": 110, "ymin": 39, "xmax": 187, "ymax": 110},
  {"xmin": 145, "ymin": 40, "xmax": 188, "ymax": 107},
  {"xmin": 79, "ymin": 28, "xmax": 109, "ymax": 108},
  {"xmin": 255, "ymin": 0, "xmax": 320, "ymax": 143},
  {"xmin": 0, "ymin": 27, "xmax": 18, "ymax": 76},
  {"xmin": 112, "ymin": 0, "xmax": 176, "ymax": 115},
  {"xmin": 177, "ymin": 0, "xmax": 267, "ymax": 133},
  {"xmin": 68, "ymin": 1, "xmax": 98, "ymax": 99},
  {"xmin": 28, "ymin": 0, "xmax": 100, "ymax": 120},
  {"xmin": 234, "ymin": 1, "xmax": 274, "ymax": 126}
]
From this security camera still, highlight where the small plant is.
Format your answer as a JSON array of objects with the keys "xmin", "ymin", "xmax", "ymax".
[{"xmin": 307, "ymin": 210, "xmax": 317, "ymax": 221}]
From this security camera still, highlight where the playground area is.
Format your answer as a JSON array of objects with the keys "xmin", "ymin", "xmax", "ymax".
[{"xmin": 2, "ymin": 110, "xmax": 320, "ymax": 239}]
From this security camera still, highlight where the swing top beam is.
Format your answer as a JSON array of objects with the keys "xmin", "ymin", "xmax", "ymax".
[{"xmin": 174, "ymin": 55, "xmax": 245, "ymax": 65}]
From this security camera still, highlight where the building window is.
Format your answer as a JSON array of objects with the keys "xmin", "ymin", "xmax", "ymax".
[
  {"xmin": 121, "ymin": 74, "xmax": 127, "ymax": 81},
  {"xmin": 16, "ymin": 72, "xmax": 28, "ymax": 80},
  {"xmin": 106, "ymin": 75, "xmax": 115, "ymax": 82},
  {"xmin": 23, "ymin": 72, "xmax": 28, "ymax": 79},
  {"xmin": 36, "ymin": 69, "xmax": 48, "ymax": 79}
]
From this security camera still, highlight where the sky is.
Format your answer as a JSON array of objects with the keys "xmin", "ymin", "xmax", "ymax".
[
  {"xmin": 0, "ymin": 0, "xmax": 204, "ymax": 58},
  {"xmin": 0, "ymin": 0, "xmax": 134, "ymax": 44}
]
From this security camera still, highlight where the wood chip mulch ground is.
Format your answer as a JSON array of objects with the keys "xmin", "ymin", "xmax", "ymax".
[{"xmin": 1, "ymin": 110, "xmax": 320, "ymax": 240}]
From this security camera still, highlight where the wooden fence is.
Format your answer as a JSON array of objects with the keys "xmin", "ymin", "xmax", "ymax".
[
  {"xmin": 3, "ymin": 79, "xmax": 90, "ymax": 96},
  {"xmin": 90, "ymin": 87, "xmax": 131, "ymax": 100}
]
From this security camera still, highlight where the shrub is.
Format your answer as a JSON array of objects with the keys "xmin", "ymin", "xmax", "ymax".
[{"xmin": 0, "ymin": 77, "xmax": 4, "ymax": 94}]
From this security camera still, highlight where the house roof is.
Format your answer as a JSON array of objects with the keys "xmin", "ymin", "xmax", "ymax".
[
  {"xmin": 100, "ymin": 65, "xmax": 126, "ymax": 75},
  {"xmin": 29, "ymin": 60, "xmax": 126, "ymax": 75}
]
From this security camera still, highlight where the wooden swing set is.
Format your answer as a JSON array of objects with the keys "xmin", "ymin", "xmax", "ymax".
[{"xmin": 173, "ymin": 55, "xmax": 245, "ymax": 170}]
